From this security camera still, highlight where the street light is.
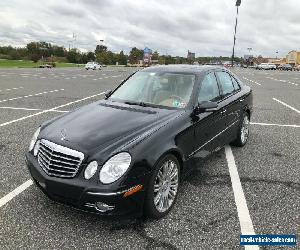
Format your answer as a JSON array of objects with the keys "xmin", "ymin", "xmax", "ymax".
[{"xmin": 231, "ymin": 0, "xmax": 242, "ymax": 67}]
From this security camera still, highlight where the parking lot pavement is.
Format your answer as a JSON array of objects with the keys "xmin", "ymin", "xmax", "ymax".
[{"xmin": 0, "ymin": 67, "xmax": 299, "ymax": 249}]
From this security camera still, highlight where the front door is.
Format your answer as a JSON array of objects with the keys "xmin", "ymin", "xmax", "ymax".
[{"xmin": 191, "ymin": 72, "xmax": 224, "ymax": 159}]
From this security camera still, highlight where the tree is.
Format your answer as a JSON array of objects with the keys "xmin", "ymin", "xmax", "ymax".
[
  {"xmin": 66, "ymin": 49, "xmax": 82, "ymax": 63},
  {"xmin": 152, "ymin": 51, "xmax": 159, "ymax": 61},
  {"xmin": 118, "ymin": 51, "xmax": 127, "ymax": 65},
  {"xmin": 129, "ymin": 47, "xmax": 143, "ymax": 64},
  {"xmin": 86, "ymin": 52, "xmax": 95, "ymax": 62},
  {"xmin": 95, "ymin": 45, "xmax": 107, "ymax": 54}
]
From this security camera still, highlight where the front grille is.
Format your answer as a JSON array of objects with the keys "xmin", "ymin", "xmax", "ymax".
[{"xmin": 37, "ymin": 139, "xmax": 84, "ymax": 178}]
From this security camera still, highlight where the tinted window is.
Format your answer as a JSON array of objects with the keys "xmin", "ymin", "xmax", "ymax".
[
  {"xmin": 216, "ymin": 71, "xmax": 235, "ymax": 96},
  {"xmin": 230, "ymin": 76, "xmax": 240, "ymax": 91},
  {"xmin": 198, "ymin": 73, "xmax": 221, "ymax": 103}
]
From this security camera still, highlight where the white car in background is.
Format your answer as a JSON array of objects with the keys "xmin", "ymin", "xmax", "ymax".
[
  {"xmin": 85, "ymin": 62, "xmax": 102, "ymax": 70},
  {"xmin": 256, "ymin": 63, "xmax": 276, "ymax": 70}
]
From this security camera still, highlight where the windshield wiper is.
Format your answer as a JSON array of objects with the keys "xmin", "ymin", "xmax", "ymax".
[{"xmin": 124, "ymin": 101, "xmax": 156, "ymax": 108}]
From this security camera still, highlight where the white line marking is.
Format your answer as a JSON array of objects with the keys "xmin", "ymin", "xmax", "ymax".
[
  {"xmin": 272, "ymin": 98, "xmax": 300, "ymax": 114},
  {"xmin": 0, "ymin": 106, "xmax": 69, "ymax": 113},
  {"xmin": 242, "ymin": 77, "xmax": 261, "ymax": 86},
  {"xmin": 251, "ymin": 122, "xmax": 300, "ymax": 128},
  {"xmin": 0, "ymin": 86, "xmax": 24, "ymax": 92},
  {"xmin": 0, "ymin": 180, "xmax": 33, "ymax": 208},
  {"xmin": 0, "ymin": 92, "xmax": 105, "ymax": 127},
  {"xmin": 225, "ymin": 145, "xmax": 258, "ymax": 250},
  {"xmin": 0, "ymin": 89, "xmax": 65, "ymax": 103},
  {"xmin": 0, "ymin": 106, "xmax": 42, "ymax": 111}
]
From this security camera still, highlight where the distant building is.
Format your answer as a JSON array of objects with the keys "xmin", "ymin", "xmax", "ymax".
[
  {"xmin": 286, "ymin": 50, "xmax": 300, "ymax": 66},
  {"xmin": 268, "ymin": 58, "xmax": 286, "ymax": 66},
  {"xmin": 187, "ymin": 51, "xmax": 195, "ymax": 62}
]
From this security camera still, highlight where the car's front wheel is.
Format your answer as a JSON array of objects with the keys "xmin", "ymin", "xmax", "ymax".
[
  {"xmin": 231, "ymin": 112, "xmax": 250, "ymax": 147},
  {"xmin": 144, "ymin": 154, "xmax": 180, "ymax": 219}
]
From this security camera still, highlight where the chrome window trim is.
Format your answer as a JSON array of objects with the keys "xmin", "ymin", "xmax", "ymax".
[{"xmin": 189, "ymin": 120, "xmax": 238, "ymax": 158}]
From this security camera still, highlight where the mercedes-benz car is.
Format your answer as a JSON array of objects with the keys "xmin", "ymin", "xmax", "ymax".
[{"xmin": 26, "ymin": 65, "xmax": 253, "ymax": 219}]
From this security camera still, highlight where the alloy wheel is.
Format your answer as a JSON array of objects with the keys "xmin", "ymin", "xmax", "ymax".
[
  {"xmin": 153, "ymin": 160, "xmax": 179, "ymax": 213},
  {"xmin": 240, "ymin": 116, "xmax": 250, "ymax": 144}
]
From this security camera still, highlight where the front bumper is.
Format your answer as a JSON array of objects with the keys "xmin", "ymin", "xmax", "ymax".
[{"xmin": 25, "ymin": 153, "xmax": 146, "ymax": 218}]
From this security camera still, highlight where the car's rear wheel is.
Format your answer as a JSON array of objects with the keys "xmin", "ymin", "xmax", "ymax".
[
  {"xmin": 231, "ymin": 112, "xmax": 250, "ymax": 147},
  {"xmin": 144, "ymin": 154, "xmax": 180, "ymax": 219}
]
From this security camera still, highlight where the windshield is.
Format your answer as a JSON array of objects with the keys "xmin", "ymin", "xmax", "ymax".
[{"xmin": 110, "ymin": 71, "xmax": 195, "ymax": 108}]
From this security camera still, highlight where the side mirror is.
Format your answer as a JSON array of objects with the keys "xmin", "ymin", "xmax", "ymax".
[
  {"xmin": 194, "ymin": 101, "xmax": 218, "ymax": 114},
  {"xmin": 104, "ymin": 89, "xmax": 112, "ymax": 99}
]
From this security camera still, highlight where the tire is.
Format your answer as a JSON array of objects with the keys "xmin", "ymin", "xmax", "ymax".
[
  {"xmin": 144, "ymin": 154, "xmax": 180, "ymax": 219},
  {"xmin": 231, "ymin": 112, "xmax": 250, "ymax": 147}
]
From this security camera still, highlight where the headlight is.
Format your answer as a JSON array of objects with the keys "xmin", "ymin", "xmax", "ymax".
[
  {"xmin": 99, "ymin": 152, "xmax": 131, "ymax": 184},
  {"xmin": 29, "ymin": 127, "xmax": 40, "ymax": 152},
  {"xmin": 84, "ymin": 161, "xmax": 98, "ymax": 180}
]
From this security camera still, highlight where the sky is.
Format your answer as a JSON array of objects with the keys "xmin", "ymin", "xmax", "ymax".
[{"xmin": 0, "ymin": 0, "xmax": 299, "ymax": 58}]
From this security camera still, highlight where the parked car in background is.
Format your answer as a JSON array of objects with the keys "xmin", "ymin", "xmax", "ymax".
[
  {"xmin": 85, "ymin": 62, "xmax": 102, "ymax": 70},
  {"xmin": 281, "ymin": 64, "xmax": 293, "ymax": 71},
  {"xmin": 26, "ymin": 65, "xmax": 253, "ymax": 219},
  {"xmin": 256, "ymin": 63, "xmax": 276, "ymax": 70},
  {"xmin": 293, "ymin": 65, "xmax": 300, "ymax": 71},
  {"xmin": 39, "ymin": 64, "xmax": 53, "ymax": 68},
  {"xmin": 268, "ymin": 63, "xmax": 277, "ymax": 70}
]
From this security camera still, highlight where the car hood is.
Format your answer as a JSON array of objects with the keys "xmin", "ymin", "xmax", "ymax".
[{"xmin": 41, "ymin": 100, "xmax": 178, "ymax": 156}]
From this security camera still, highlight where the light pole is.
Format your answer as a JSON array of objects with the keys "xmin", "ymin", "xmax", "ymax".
[
  {"xmin": 247, "ymin": 47, "xmax": 252, "ymax": 66},
  {"xmin": 276, "ymin": 51, "xmax": 278, "ymax": 59},
  {"xmin": 231, "ymin": 0, "xmax": 242, "ymax": 67}
]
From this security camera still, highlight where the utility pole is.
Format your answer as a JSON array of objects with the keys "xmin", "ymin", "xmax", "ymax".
[{"xmin": 231, "ymin": 0, "xmax": 242, "ymax": 67}]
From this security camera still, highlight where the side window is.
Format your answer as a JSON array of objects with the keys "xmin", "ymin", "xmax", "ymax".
[
  {"xmin": 230, "ymin": 75, "xmax": 240, "ymax": 91},
  {"xmin": 216, "ymin": 71, "xmax": 235, "ymax": 96},
  {"xmin": 198, "ymin": 73, "xmax": 221, "ymax": 103}
]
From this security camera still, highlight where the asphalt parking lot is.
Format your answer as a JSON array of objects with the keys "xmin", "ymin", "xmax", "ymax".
[{"xmin": 0, "ymin": 67, "xmax": 299, "ymax": 249}]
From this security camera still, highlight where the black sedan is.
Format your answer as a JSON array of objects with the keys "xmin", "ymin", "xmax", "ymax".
[
  {"xmin": 281, "ymin": 64, "xmax": 293, "ymax": 71},
  {"xmin": 26, "ymin": 65, "xmax": 253, "ymax": 219}
]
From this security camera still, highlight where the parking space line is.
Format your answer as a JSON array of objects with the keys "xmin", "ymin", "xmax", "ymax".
[
  {"xmin": 0, "ymin": 106, "xmax": 69, "ymax": 113},
  {"xmin": 272, "ymin": 98, "xmax": 300, "ymax": 114},
  {"xmin": 0, "ymin": 89, "xmax": 65, "ymax": 103},
  {"xmin": 242, "ymin": 77, "xmax": 261, "ymax": 86},
  {"xmin": 0, "ymin": 86, "xmax": 24, "ymax": 92},
  {"xmin": 0, "ymin": 92, "xmax": 105, "ymax": 127},
  {"xmin": 225, "ymin": 146, "xmax": 258, "ymax": 250},
  {"xmin": 0, "ymin": 180, "xmax": 33, "ymax": 208},
  {"xmin": 251, "ymin": 122, "xmax": 300, "ymax": 128}
]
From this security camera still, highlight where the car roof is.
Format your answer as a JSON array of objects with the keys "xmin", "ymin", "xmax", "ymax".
[{"xmin": 141, "ymin": 64, "xmax": 226, "ymax": 75}]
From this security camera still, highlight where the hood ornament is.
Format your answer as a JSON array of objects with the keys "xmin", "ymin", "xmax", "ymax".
[{"xmin": 60, "ymin": 129, "xmax": 67, "ymax": 141}]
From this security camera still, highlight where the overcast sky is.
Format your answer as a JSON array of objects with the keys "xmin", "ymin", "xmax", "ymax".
[{"xmin": 0, "ymin": 0, "xmax": 299, "ymax": 57}]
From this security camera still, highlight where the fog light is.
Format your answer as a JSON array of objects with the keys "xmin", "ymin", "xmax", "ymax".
[
  {"xmin": 84, "ymin": 161, "xmax": 98, "ymax": 179},
  {"xmin": 95, "ymin": 202, "xmax": 114, "ymax": 212},
  {"xmin": 33, "ymin": 140, "xmax": 40, "ymax": 156}
]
